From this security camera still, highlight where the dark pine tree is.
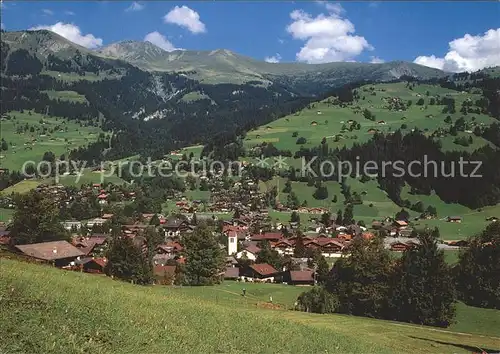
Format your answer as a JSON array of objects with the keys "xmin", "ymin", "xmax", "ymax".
[{"xmin": 389, "ymin": 229, "xmax": 456, "ymax": 327}]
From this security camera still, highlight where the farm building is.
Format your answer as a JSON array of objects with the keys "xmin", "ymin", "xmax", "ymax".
[
  {"xmin": 15, "ymin": 241, "xmax": 84, "ymax": 267},
  {"xmin": 224, "ymin": 267, "xmax": 240, "ymax": 280},
  {"xmin": 284, "ymin": 270, "xmax": 315, "ymax": 286},
  {"xmin": 78, "ymin": 257, "xmax": 107, "ymax": 273},
  {"xmin": 447, "ymin": 216, "xmax": 462, "ymax": 223},
  {"xmin": 243, "ymin": 263, "xmax": 278, "ymax": 281}
]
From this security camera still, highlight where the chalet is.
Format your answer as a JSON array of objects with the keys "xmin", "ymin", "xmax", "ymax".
[
  {"xmin": 393, "ymin": 220, "xmax": 408, "ymax": 228},
  {"xmin": 306, "ymin": 237, "xmax": 344, "ymax": 257},
  {"xmin": 243, "ymin": 263, "xmax": 278, "ymax": 281},
  {"xmin": 97, "ymin": 194, "xmax": 108, "ymax": 205},
  {"xmin": 386, "ymin": 237, "xmax": 420, "ymax": 251},
  {"xmin": 142, "ymin": 213, "xmax": 156, "ymax": 221},
  {"xmin": 361, "ymin": 232, "xmax": 375, "ymax": 240},
  {"xmin": 80, "ymin": 257, "xmax": 107, "ymax": 273},
  {"xmin": 378, "ymin": 120, "xmax": 387, "ymax": 125},
  {"xmin": 86, "ymin": 218, "xmax": 107, "ymax": 228},
  {"xmin": 156, "ymin": 242, "xmax": 183, "ymax": 256},
  {"xmin": 236, "ymin": 244, "xmax": 260, "ymax": 261},
  {"xmin": 447, "ymin": 216, "xmax": 462, "ymax": 223},
  {"xmin": 445, "ymin": 240, "xmax": 468, "ymax": 247},
  {"xmin": 62, "ymin": 221, "xmax": 83, "ymax": 231},
  {"xmin": 486, "ymin": 216, "xmax": 498, "ymax": 222},
  {"xmin": 398, "ymin": 228, "xmax": 414, "ymax": 237},
  {"xmin": 285, "ymin": 270, "xmax": 315, "ymax": 286},
  {"xmin": 251, "ymin": 232, "xmax": 283, "ymax": 242},
  {"xmin": 164, "ymin": 217, "xmax": 190, "ymax": 237},
  {"xmin": 15, "ymin": 241, "xmax": 84, "ymax": 267},
  {"xmin": 390, "ymin": 241, "xmax": 411, "ymax": 252},
  {"xmin": 102, "ymin": 213, "xmax": 114, "ymax": 219},
  {"xmin": 367, "ymin": 128, "xmax": 378, "ymax": 134},
  {"xmin": 72, "ymin": 237, "xmax": 107, "ymax": 256},
  {"xmin": 274, "ymin": 239, "xmax": 294, "ymax": 255},
  {"xmin": 347, "ymin": 224, "xmax": 363, "ymax": 236},
  {"xmin": 224, "ymin": 267, "xmax": 240, "ymax": 280},
  {"xmin": 311, "ymin": 121, "xmax": 318, "ymax": 126}
]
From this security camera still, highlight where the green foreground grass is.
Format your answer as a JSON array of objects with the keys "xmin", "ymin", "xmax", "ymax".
[{"xmin": 1, "ymin": 259, "xmax": 499, "ymax": 354}]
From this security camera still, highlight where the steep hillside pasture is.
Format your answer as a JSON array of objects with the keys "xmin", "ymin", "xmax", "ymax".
[
  {"xmin": 0, "ymin": 111, "xmax": 103, "ymax": 171},
  {"xmin": 1, "ymin": 259, "xmax": 499, "ymax": 354}
]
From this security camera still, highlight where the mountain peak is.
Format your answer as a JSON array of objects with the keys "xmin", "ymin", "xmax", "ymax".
[
  {"xmin": 97, "ymin": 40, "xmax": 167, "ymax": 64},
  {"xmin": 209, "ymin": 49, "xmax": 236, "ymax": 57},
  {"xmin": 2, "ymin": 29, "xmax": 92, "ymax": 58}
]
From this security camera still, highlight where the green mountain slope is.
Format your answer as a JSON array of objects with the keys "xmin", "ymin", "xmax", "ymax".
[
  {"xmin": 1, "ymin": 258, "xmax": 499, "ymax": 353},
  {"xmin": 242, "ymin": 81, "xmax": 500, "ymax": 239}
]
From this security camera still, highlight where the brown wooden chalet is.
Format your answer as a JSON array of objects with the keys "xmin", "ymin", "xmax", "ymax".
[
  {"xmin": 284, "ymin": 270, "xmax": 315, "ymax": 286},
  {"xmin": 164, "ymin": 217, "xmax": 190, "ymax": 237},
  {"xmin": 243, "ymin": 263, "xmax": 278, "ymax": 279},
  {"xmin": 251, "ymin": 232, "xmax": 283, "ymax": 242},
  {"xmin": 15, "ymin": 241, "xmax": 85, "ymax": 267}
]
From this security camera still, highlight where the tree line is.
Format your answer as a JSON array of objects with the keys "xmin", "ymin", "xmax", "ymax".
[{"xmin": 297, "ymin": 224, "xmax": 499, "ymax": 326}]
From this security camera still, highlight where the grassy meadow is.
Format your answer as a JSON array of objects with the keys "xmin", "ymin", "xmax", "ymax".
[
  {"xmin": 0, "ymin": 110, "xmax": 103, "ymax": 171},
  {"xmin": 0, "ymin": 180, "xmax": 41, "ymax": 195},
  {"xmin": 1, "ymin": 259, "xmax": 499, "ymax": 353},
  {"xmin": 244, "ymin": 83, "xmax": 496, "ymax": 152},
  {"xmin": 41, "ymin": 90, "xmax": 89, "ymax": 103},
  {"xmin": 239, "ymin": 82, "xmax": 500, "ymax": 240}
]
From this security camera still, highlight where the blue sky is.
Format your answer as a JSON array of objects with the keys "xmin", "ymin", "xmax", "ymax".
[{"xmin": 1, "ymin": 1, "xmax": 499, "ymax": 71}]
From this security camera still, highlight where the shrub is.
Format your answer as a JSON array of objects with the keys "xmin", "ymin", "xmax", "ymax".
[{"xmin": 296, "ymin": 287, "xmax": 339, "ymax": 314}]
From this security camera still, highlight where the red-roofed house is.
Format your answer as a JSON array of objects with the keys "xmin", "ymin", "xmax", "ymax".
[
  {"xmin": 274, "ymin": 239, "xmax": 293, "ymax": 255},
  {"xmin": 97, "ymin": 194, "xmax": 108, "ymax": 205},
  {"xmin": 305, "ymin": 237, "xmax": 344, "ymax": 257},
  {"xmin": 251, "ymin": 232, "xmax": 283, "ymax": 242},
  {"xmin": 243, "ymin": 263, "xmax": 278, "ymax": 281},
  {"xmin": 81, "ymin": 257, "xmax": 107, "ymax": 273}
]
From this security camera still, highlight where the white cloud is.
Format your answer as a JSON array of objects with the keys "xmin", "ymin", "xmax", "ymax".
[
  {"xmin": 414, "ymin": 28, "xmax": 500, "ymax": 72},
  {"xmin": 144, "ymin": 31, "xmax": 180, "ymax": 52},
  {"xmin": 414, "ymin": 55, "xmax": 445, "ymax": 70},
  {"xmin": 1, "ymin": 23, "xmax": 4, "ymax": 30},
  {"xmin": 42, "ymin": 9, "xmax": 54, "ymax": 16},
  {"xmin": 316, "ymin": 1, "xmax": 345, "ymax": 15},
  {"xmin": 30, "ymin": 22, "xmax": 103, "ymax": 49},
  {"xmin": 65, "ymin": 11, "xmax": 75, "ymax": 16},
  {"xmin": 278, "ymin": 38, "xmax": 285, "ymax": 44},
  {"xmin": 125, "ymin": 2, "xmax": 144, "ymax": 12},
  {"xmin": 163, "ymin": 5, "xmax": 206, "ymax": 34},
  {"xmin": 265, "ymin": 53, "xmax": 282, "ymax": 63},
  {"xmin": 370, "ymin": 56, "xmax": 385, "ymax": 64},
  {"xmin": 286, "ymin": 9, "xmax": 372, "ymax": 63}
]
